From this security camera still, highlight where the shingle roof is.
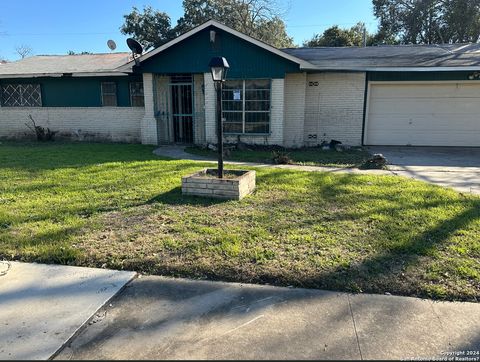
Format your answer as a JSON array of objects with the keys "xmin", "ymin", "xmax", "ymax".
[
  {"xmin": 0, "ymin": 53, "xmax": 133, "ymax": 77},
  {"xmin": 281, "ymin": 43, "xmax": 480, "ymax": 70},
  {"xmin": 2, "ymin": 37, "xmax": 480, "ymax": 77}
]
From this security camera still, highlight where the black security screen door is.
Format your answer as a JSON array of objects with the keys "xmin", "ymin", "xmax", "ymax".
[{"xmin": 171, "ymin": 74, "xmax": 194, "ymax": 143}]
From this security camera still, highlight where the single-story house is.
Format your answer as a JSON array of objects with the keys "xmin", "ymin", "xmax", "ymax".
[{"xmin": 2, "ymin": 20, "xmax": 480, "ymax": 147}]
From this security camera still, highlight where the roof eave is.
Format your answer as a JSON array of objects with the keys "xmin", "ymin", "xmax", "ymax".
[
  {"xmin": 302, "ymin": 66, "xmax": 480, "ymax": 72},
  {"xmin": 0, "ymin": 71, "xmax": 131, "ymax": 79},
  {"xmin": 364, "ymin": 66, "xmax": 480, "ymax": 72},
  {"xmin": 71, "ymin": 71, "xmax": 131, "ymax": 77},
  {"xmin": 0, "ymin": 73, "xmax": 63, "ymax": 79}
]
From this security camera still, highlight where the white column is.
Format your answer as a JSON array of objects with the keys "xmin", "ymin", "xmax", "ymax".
[
  {"xmin": 140, "ymin": 73, "xmax": 158, "ymax": 145},
  {"xmin": 284, "ymin": 73, "xmax": 306, "ymax": 148},
  {"xmin": 270, "ymin": 78, "xmax": 285, "ymax": 145},
  {"xmin": 193, "ymin": 73, "xmax": 206, "ymax": 145},
  {"xmin": 203, "ymin": 72, "xmax": 217, "ymax": 144}
]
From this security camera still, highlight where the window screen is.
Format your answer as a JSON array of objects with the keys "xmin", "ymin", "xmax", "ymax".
[
  {"xmin": 101, "ymin": 82, "xmax": 117, "ymax": 106},
  {"xmin": 1, "ymin": 84, "xmax": 42, "ymax": 107}
]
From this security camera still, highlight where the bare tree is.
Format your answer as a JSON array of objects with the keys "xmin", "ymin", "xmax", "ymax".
[
  {"xmin": 174, "ymin": 0, "xmax": 294, "ymax": 47},
  {"xmin": 15, "ymin": 44, "xmax": 32, "ymax": 59},
  {"xmin": 123, "ymin": 0, "xmax": 294, "ymax": 49},
  {"xmin": 225, "ymin": 0, "xmax": 288, "ymax": 36}
]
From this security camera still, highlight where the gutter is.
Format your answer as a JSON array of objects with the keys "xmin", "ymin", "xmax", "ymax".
[
  {"xmin": 300, "ymin": 66, "xmax": 480, "ymax": 72},
  {"xmin": 0, "ymin": 73, "xmax": 63, "ymax": 79},
  {"xmin": 0, "ymin": 71, "xmax": 133, "ymax": 79}
]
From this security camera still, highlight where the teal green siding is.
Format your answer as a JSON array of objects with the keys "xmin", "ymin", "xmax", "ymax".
[
  {"xmin": 368, "ymin": 71, "xmax": 475, "ymax": 82},
  {"xmin": 0, "ymin": 75, "xmax": 142, "ymax": 107},
  {"xmin": 136, "ymin": 26, "xmax": 300, "ymax": 78}
]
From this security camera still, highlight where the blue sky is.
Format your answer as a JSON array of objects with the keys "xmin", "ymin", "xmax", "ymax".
[{"xmin": 0, "ymin": 0, "xmax": 378, "ymax": 60}]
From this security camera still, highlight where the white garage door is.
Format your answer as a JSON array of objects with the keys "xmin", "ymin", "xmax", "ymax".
[{"xmin": 365, "ymin": 82, "xmax": 480, "ymax": 146}]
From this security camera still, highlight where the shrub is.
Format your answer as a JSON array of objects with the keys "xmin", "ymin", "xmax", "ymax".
[
  {"xmin": 25, "ymin": 115, "xmax": 58, "ymax": 141},
  {"xmin": 272, "ymin": 150, "xmax": 292, "ymax": 164}
]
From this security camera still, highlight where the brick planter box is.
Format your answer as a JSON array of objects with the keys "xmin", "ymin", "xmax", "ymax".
[{"xmin": 182, "ymin": 168, "xmax": 256, "ymax": 200}]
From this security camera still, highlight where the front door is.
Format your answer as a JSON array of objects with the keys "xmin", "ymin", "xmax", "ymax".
[{"xmin": 171, "ymin": 74, "xmax": 194, "ymax": 143}]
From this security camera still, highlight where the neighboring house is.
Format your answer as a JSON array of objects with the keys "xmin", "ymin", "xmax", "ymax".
[{"xmin": 1, "ymin": 20, "xmax": 480, "ymax": 147}]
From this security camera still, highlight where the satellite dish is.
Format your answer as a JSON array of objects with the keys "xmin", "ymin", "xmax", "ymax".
[
  {"xmin": 126, "ymin": 38, "xmax": 143, "ymax": 65},
  {"xmin": 126, "ymin": 38, "xmax": 143, "ymax": 55},
  {"xmin": 107, "ymin": 40, "xmax": 117, "ymax": 51}
]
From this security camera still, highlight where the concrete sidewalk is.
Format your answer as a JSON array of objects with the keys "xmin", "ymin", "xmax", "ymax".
[
  {"xmin": 0, "ymin": 261, "xmax": 135, "ymax": 360},
  {"xmin": 56, "ymin": 275, "xmax": 480, "ymax": 360}
]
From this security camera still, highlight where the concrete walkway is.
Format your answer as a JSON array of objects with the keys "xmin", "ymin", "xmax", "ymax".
[
  {"xmin": 0, "ymin": 261, "xmax": 135, "ymax": 360},
  {"xmin": 56, "ymin": 275, "xmax": 480, "ymax": 360},
  {"xmin": 153, "ymin": 145, "xmax": 392, "ymax": 175},
  {"xmin": 154, "ymin": 145, "xmax": 480, "ymax": 195}
]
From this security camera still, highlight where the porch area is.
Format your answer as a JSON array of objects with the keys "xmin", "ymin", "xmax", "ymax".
[
  {"xmin": 140, "ymin": 73, "xmax": 207, "ymax": 146},
  {"xmin": 139, "ymin": 72, "xmax": 286, "ymax": 147}
]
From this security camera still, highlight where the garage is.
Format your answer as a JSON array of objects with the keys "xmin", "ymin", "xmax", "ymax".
[{"xmin": 364, "ymin": 82, "xmax": 480, "ymax": 146}]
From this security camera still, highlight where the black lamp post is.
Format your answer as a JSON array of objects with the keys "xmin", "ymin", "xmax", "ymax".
[{"xmin": 208, "ymin": 56, "xmax": 230, "ymax": 178}]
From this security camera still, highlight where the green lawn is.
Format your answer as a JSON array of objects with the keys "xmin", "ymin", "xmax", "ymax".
[
  {"xmin": 1, "ymin": 142, "xmax": 479, "ymax": 301},
  {"xmin": 185, "ymin": 146, "xmax": 372, "ymax": 168}
]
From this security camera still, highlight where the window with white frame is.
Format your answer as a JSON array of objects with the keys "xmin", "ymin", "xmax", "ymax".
[
  {"xmin": 101, "ymin": 82, "xmax": 117, "ymax": 106},
  {"xmin": 222, "ymin": 79, "xmax": 271, "ymax": 134},
  {"xmin": 129, "ymin": 81, "xmax": 144, "ymax": 107},
  {"xmin": 1, "ymin": 84, "xmax": 42, "ymax": 107}
]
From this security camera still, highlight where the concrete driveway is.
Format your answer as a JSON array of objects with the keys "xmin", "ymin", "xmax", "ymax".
[{"xmin": 369, "ymin": 147, "xmax": 480, "ymax": 195}]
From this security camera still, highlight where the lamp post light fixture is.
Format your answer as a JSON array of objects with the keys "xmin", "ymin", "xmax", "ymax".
[
  {"xmin": 181, "ymin": 57, "xmax": 255, "ymax": 200},
  {"xmin": 208, "ymin": 56, "xmax": 230, "ymax": 178}
]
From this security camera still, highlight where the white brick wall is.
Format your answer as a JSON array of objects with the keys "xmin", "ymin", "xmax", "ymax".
[
  {"xmin": 141, "ymin": 73, "xmax": 158, "ymax": 145},
  {"xmin": 284, "ymin": 73, "xmax": 306, "ymax": 148},
  {"xmin": 204, "ymin": 72, "xmax": 217, "ymax": 144},
  {"xmin": 270, "ymin": 78, "xmax": 285, "ymax": 145},
  {"xmin": 0, "ymin": 72, "xmax": 366, "ymax": 147},
  {"xmin": 206, "ymin": 76, "xmax": 284, "ymax": 146},
  {"xmin": 206, "ymin": 72, "xmax": 365, "ymax": 148},
  {"xmin": 305, "ymin": 72, "xmax": 366, "ymax": 146},
  {"xmin": 0, "ymin": 107, "xmax": 144, "ymax": 142},
  {"xmin": 154, "ymin": 75, "xmax": 171, "ymax": 144},
  {"xmin": 193, "ymin": 73, "xmax": 206, "ymax": 145}
]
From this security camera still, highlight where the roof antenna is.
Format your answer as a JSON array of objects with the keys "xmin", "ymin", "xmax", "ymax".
[{"xmin": 126, "ymin": 38, "xmax": 143, "ymax": 65}]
